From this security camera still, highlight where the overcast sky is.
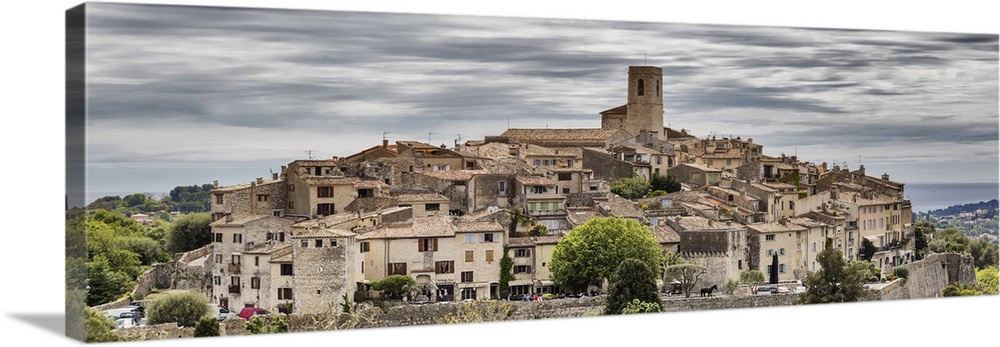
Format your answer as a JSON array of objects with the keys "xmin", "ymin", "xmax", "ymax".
[{"xmin": 82, "ymin": 2, "xmax": 998, "ymax": 199}]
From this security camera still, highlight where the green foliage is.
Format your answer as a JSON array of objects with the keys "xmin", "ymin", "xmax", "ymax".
[
  {"xmin": 800, "ymin": 248, "xmax": 865, "ymax": 304},
  {"xmin": 645, "ymin": 190, "xmax": 667, "ymax": 198},
  {"xmin": 146, "ymin": 291, "xmax": 211, "ymax": 327},
  {"xmin": 244, "ymin": 316, "xmax": 288, "ymax": 334},
  {"xmin": 550, "ymin": 217, "xmax": 664, "ymax": 292},
  {"xmin": 663, "ymin": 251, "xmax": 685, "ymax": 267},
  {"xmin": 529, "ymin": 224, "xmax": 549, "ymax": 236},
  {"xmin": 649, "ymin": 174, "xmax": 682, "ymax": 194},
  {"xmin": 942, "ymin": 282, "xmax": 985, "ymax": 297},
  {"xmin": 851, "ymin": 260, "xmax": 880, "ymax": 282},
  {"xmin": 664, "ymin": 263, "xmax": 707, "ymax": 298},
  {"xmin": 85, "ymin": 255, "xmax": 136, "ymax": 306},
  {"xmin": 976, "ymin": 266, "xmax": 999, "ymax": 295},
  {"xmin": 370, "ymin": 274, "xmax": 417, "ymax": 299},
  {"xmin": 436, "ymin": 300, "xmax": 514, "ymax": 324},
  {"xmin": 620, "ymin": 299, "xmax": 663, "ymax": 315},
  {"xmin": 84, "ymin": 307, "xmax": 120, "ymax": 343},
  {"xmin": 927, "ymin": 227, "xmax": 999, "ymax": 269},
  {"xmin": 541, "ymin": 293, "xmax": 556, "ymax": 300},
  {"xmin": 860, "ymin": 238, "xmax": 877, "ymax": 262},
  {"xmin": 893, "ymin": 267, "xmax": 910, "ymax": 282},
  {"xmin": 740, "ymin": 270, "xmax": 766, "ymax": 295},
  {"xmin": 194, "ymin": 315, "xmax": 221, "ymax": 337},
  {"xmin": 166, "ymin": 212, "xmax": 212, "ymax": 254},
  {"xmin": 914, "ymin": 221, "xmax": 932, "ymax": 258},
  {"xmin": 610, "ymin": 177, "xmax": 651, "ymax": 199},
  {"xmin": 724, "ymin": 278, "xmax": 740, "ymax": 295},
  {"xmin": 499, "ymin": 248, "xmax": 514, "ymax": 299},
  {"xmin": 605, "ymin": 259, "xmax": 663, "ymax": 315}
]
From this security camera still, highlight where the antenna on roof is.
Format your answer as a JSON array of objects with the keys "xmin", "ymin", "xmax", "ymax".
[
  {"xmin": 305, "ymin": 150, "xmax": 314, "ymax": 160},
  {"xmin": 383, "ymin": 131, "xmax": 391, "ymax": 141},
  {"xmin": 644, "ymin": 52, "xmax": 647, "ymax": 65},
  {"xmin": 428, "ymin": 132, "xmax": 437, "ymax": 144}
]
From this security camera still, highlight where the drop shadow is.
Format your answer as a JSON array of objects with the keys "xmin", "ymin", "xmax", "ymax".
[{"xmin": 9, "ymin": 313, "xmax": 65, "ymax": 337}]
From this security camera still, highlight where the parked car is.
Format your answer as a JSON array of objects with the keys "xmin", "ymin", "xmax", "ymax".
[
  {"xmin": 793, "ymin": 286, "xmax": 807, "ymax": 294},
  {"xmin": 756, "ymin": 286, "xmax": 776, "ymax": 295},
  {"xmin": 775, "ymin": 286, "xmax": 791, "ymax": 294},
  {"xmin": 209, "ymin": 304, "xmax": 238, "ymax": 321},
  {"xmin": 104, "ymin": 308, "xmax": 140, "ymax": 321},
  {"xmin": 238, "ymin": 307, "xmax": 270, "ymax": 321}
]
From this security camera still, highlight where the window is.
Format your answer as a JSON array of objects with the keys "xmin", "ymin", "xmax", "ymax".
[
  {"xmin": 233, "ymin": 233, "xmax": 243, "ymax": 244},
  {"xmin": 465, "ymin": 251, "xmax": 474, "ymax": 262},
  {"xmin": 435, "ymin": 261, "xmax": 454, "ymax": 274},
  {"xmin": 461, "ymin": 288, "xmax": 477, "ymax": 300},
  {"xmin": 214, "ymin": 233, "xmax": 223, "ymax": 243},
  {"xmin": 425, "ymin": 203, "xmax": 440, "ymax": 212},
  {"xmin": 214, "ymin": 194, "xmax": 224, "ymax": 204},
  {"xmin": 533, "ymin": 160, "xmax": 541, "ymax": 166},
  {"xmin": 418, "ymin": 238, "xmax": 438, "ymax": 252},
  {"xmin": 498, "ymin": 181, "xmax": 507, "ymax": 196},
  {"xmin": 637, "ymin": 79, "xmax": 645, "ymax": 96},
  {"xmin": 301, "ymin": 240, "xmax": 309, "ymax": 248},
  {"xmin": 461, "ymin": 271, "xmax": 474, "ymax": 283},
  {"xmin": 766, "ymin": 249, "xmax": 774, "ymax": 256},
  {"xmin": 215, "ymin": 254, "xmax": 223, "ymax": 264},
  {"xmin": 388, "ymin": 263, "xmax": 407, "ymax": 276},
  {"xmin": 289, "ymin": 184, "xmax": 295, "ymax": 192},
  {"xmin": 360, "ymin": 242, "xmax": 370, "ymax": 253},
  {"xmin": 765, "ymin": 234, "xmax": 776, "ymax": 241},
  {"xmin": 562, "ymin": 188, "xmax": 570, "ymax": 194},
  {"xmin": 779, "ymin": 248, "xmax": 785, "ymax": 256},
  {"xmin": 254, "ymin": 256, "xmax": 259, "ymax": 266},
  {"xmin": 317, "ymin": 186, "xmax": 333, "ymax": 198},
  {"xmin": 726, "ymin": 159, "xmax": 732, "ymax": 166},
  {"xmin": 272, "ymin": 210, "xmax": 281, "ymax": 217},
  {"xmin": 231, "ymin": 254, "xmax": 241, "ymax": 264},
  {"xmin": 465, "ymin": 234, "xmax": 475, "ymax": 244},
  {"xmin": 656, "ymin": 156, "xmax": 662, "ymax": 165},
  {"xmin": 250, "ymin": 277, "xmax": 260, "ymax": 289},
  {"xmin": 277, "ymin": 288, "xmax": 293, "ymax": 300},
  {"xmin": 779, "ymin": 264, "xmax": 786, "ymax": 273},
  {"xmin": 213, "ymin": 276, "xmax": 221, "ymax": 286},
  {"xmin": 766, "ymin": 265, "xmax": 772, "ymax": 274},
  {"xmin": 486, "ymin": 250, "xmax": 494, "ymax": 262},
  {"xmin": 590, "ymin": 185, "xmax": 598, "ymax": 191},
  {"xmin": 514, "ymin": 248, "xmax": 531, "ymax": 257},
  {"xmin": 514, "ymin": 265, "xmax": 532, "ymax": 274},
  {"xmin": 230, "ymin": 276, "xmax": 240, "ymax": 286},
  {"xmin": 531, "ymin": 186, "xmax": 546, "ymax": 194},
  {"xmin": 288, "ymin": 201, "xmax": 294, "ymax": 209},
  {"xmin": 317, "ymin": 203, "xmax": 334, "ymax": 216},
  {"xmin": 280, "ymin": 264, "xmax": 293, "ymax": 276},
  {"xmin": 257, "ymin": 194, "xmax": 268, "ymax": 202},
  {"xmin": 558, "ymin": 173, "xmax": 572, "ymax": 181},
  {"xmin": 277, "ymin": 232, "xmax": 285, "ymax": 242},
  {"xmin": 315, "ymin": 239, "xmax": 323, "ymax": 248},
  {"xmin": 483, "ymin": 233, "xmax": 495, "ymax": 243}
]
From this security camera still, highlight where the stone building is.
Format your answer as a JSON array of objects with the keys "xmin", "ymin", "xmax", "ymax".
[
  {"xmin": 210, "ymin": 176, "xmax": 288, "ymax": 222},
  {"xmin": 600, "ymin": 66, "xmax": 665, "ymax": 139},
  {"xmin": 394, "ymin": 192, "xmax": 450, "ymax": 218},
  {"xmin": 208, "ymin": 215, "xmax": 300, "ymax": 311},
  {"xmin": 746, "ymin": 220, "xmax": 809, "ymax": 283},
  {"xmin": 667, "ymin": 163, "xmax": 723, "ymax": 188},
  {"xmin": 666, "ymin": 216, "xmax": 747, "ymax": 288},
  {"xmin": 289, "ymin": 225, "xmax": 362, "ymax": 314}
]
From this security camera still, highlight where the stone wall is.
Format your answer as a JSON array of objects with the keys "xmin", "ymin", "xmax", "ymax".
[
  {"xmin": 114, "ymin": 322, "xmax": 194, "ymax": 340},
  {"xmin": 132, "ymin": 262, "xmax": 175, "ymax": 300},
  {"xmin": 582, "ymin": 148, "xmax": 633, "ymax": 182},
  {"xmin": 873, "ymin": 252, "xmax": 976, "ymax": 301},
  {"xmin": 565, "ymin": 192, "xmax": 607, "ymax": 208}
]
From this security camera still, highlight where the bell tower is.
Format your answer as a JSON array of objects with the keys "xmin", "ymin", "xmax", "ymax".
[{"xmin": 625, "ymin": 66, "xmax": 664, "ymax": 139}]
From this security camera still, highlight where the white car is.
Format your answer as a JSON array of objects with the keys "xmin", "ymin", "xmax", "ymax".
[{"xmin": 209, "ymin": 304, "xmax": 238, "ymax": 321}]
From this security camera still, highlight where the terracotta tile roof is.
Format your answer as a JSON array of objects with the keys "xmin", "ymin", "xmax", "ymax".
[
  {"xmin": 454, "ymin": 221, "xmax": 505, "ymax": 233},
  {"xmin": 676, "ymin": 163, "xmax": 723, "ymax": 172},
  {"xmin": 617, "ymin": 144, "xmax": 665, "ymax": 155},
  {"xmin": 507, "ymin": 237, "xmax": 536, "ymax": 247},
  {"xmin": 420, "ymin": 169, "xmax": 488, "ymax": 181},
  {"xmin": 702, "ymin": 148, "xmax": 744, "ymax": 159},
  {"xmin": 212, "ymin": 177, "xmax": 285, "ymax": 193},
  {"xmin": 210, "ymin": 214, "xmax": 273, "ymax": 227},
  {"xmin": 650, "ymin": 224, "xmax": 680, "ymax": 244},
  {"xmin": 566, "ymin": 208, "xmax": 597, "ymax": 226},
  {"xmin": 244, "ymin": 242, "xmax": 292, "ymax": 255},
  {"xmin": 396, "ymin": 193, "xmax": 449, "ymax": 203},
  {"xmin": 301, "ymin": 176, "xmax": 390, "ymax": 189},
  {"xmin": 356, "ymin": 216, "xmax": 455, "ymax": 240},
  {"xmin": 344, "ymin": 197, "xmax": 400, "ymax": 213},
  {"xmin": 671, "ymin": 216, "xmax": 738, "ymax": 231},
  {"xmin": 746, "ymin": 221, "xmax": 806, "ymax": 233},
  {"xmin": 289, "ymin": 159, "xmax": 342, "ymax": 166},
  {"xmin": 292, "ymin": 228, "xmax": 357, "ymax": 238},
  {"xmin": 599, "ymin": 104, "xmax": 628, "ymax": 114},
  {"xmin": 533, "ymin": 235, "xmax": 563, "ymax": 245},
  {"xmin": 516, "ymin": 175, "xmax": 557, "ymax": 186},
  {"xmin": 500, "ymin": 128, "xmax": 626, "ymax": 142},
  {"xmin": 596, "ymin": 193, "xmax": 645, "ymax": 218}
]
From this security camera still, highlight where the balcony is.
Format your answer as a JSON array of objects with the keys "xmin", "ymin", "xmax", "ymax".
[
  {"xmin": 228, "ymin": 285, "xmax": 241, "ymax": 294},
  {"xmin": 227, "ymin": 263, "xmax": 242, "ymax": 274}
]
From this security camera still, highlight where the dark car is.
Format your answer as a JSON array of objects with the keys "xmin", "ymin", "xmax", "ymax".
[{"xmin": 238, "ymin": 307, "xmax": 270, "ymax": 321}]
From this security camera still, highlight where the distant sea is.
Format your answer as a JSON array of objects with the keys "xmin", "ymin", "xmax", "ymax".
[{"xmin": 905, "ymin": 182, "xmax": 1000, "ymax": 213}]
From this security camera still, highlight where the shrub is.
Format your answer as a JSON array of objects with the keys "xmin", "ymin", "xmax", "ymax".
[
  {"xmin": 724, "ymin": 278, "xmax": 740, "ymax": 295},
  {"xmin": 541, "ymin": 293, "xmax": 555, "ymax": 300},
  {"xmin": 146, "ymin": 291, "xmax": 210, "ymax": 327},
  {"xmin": 893, "ymin": 267, "xmax": 910, "ymax": 281},
  {"xmin": 84, "ymin": 308, "xmax": 120, "ymax": 343},
  {"xmin": 370, "ymin": 275, "xmax": 417, "ymax": 299},
  {"xmin": 620, "ymin": 299, "xmax": 662, "ymax": 314},
  {"xmin": 194, "ymin": 315, "xmax": 220, "ymax": 337}
]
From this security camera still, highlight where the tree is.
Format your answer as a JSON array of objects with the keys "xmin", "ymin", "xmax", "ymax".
[
  {"xmin": 724, "ymin": 278, "xmax": 740, "ymax": 295},
  {"xmin": 123, "ymin": 193, "xmax": 148, "ymax": 207},
  {"xmin": 649, "ymin": 174, "xmax": 681, "ymax": 193},
  {"xmin": 550, "ymin": 217, "xmax": 664, "ymax": 293},
  {"xmin": 942, "ymin": 282, "xmax": 985, "ymax": 297},
  {"xmin": 605, "ymin": 259, "xmax": 662, "ymax": 315},
  {"xmin": 664, "ymin": 263, "xmax": 707, "ymax": 298},
  {"xmin": 84, "ymin": 308, "xmax": 120, "ymax": 343},
  {"xmin": 860, "ymin": 238, "xmax": 877, "ymax": 262},
  {"xmin": 740, "ymin": 270, "xmax": 766, "ymax": 295},
  {"xmin": 851, "ymin": 260, "xmax": 880, "ymax": 283},
  {"xmin": 499, "ymin": 248, "xmax": 514, "ymax": 299},
  {"xmin": 146, "ymin": 291, "xmax": 211, "ymax": 327},
  {"xmin": 800, "ymin": 248, "xmax": 866, "ymax": 304},
  {"xmin": 370, "ymin": 274, "xmax": 417, "ymax": 300},
  {"xmin": 245, "ymin": 315, "xmax": 290, "ymax": 334},
  {"xmin": 194, "ymin": 315, "xmax": 221, "ymax": 337},
  {"xmin": 977, "ymin": 266, "xmax": 999, "ymax": 295},
  {"xmin": 85, "ymin": 255, "xmax": 135, "ymax": 306},
  {"xmin": 166, "ymin": 212, "xmax": 212, "ymax": 254},
  {"xmin": 620, "ymin": 299, "xmax": 663, "ymax": 315},
  {"xmin": 610, "ymin": 177, "xmax": 651, "ymax": 200},
  {"xmin": 914, "ymin": 221, "xmax": 932, "ymax": 259}
]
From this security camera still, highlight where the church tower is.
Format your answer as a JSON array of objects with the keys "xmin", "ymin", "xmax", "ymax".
[{"xmin": 625, "ymin": 66, "xmax": 664, "ymax": 139}]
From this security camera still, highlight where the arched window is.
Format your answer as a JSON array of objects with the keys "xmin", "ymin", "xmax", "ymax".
[{"xmin": 637, "ymin": 79, "xmax": 644, "ymax": 96}]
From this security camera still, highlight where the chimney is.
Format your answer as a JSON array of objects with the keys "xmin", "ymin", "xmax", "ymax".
[
  {"xmin": 225, "ymin": 213, "xmax": 233, "ymax": 223},
  {"xmin": 779, "ymin": 218, "xmax": 787, "ymax": 226},
  {"xmin": 882, "ymin": 173, "xmax": 890, "ymax": 180},
  {"xmin": 272, "ymin": 172, "xmax": 279, "ymax": 179},
  {"xmin": 256, "ymin": 177, "xmax": 264, "ymax": 184},
  {"xmin": 213, "ymin": 180, "xmax": 219, "ymax": 188}
]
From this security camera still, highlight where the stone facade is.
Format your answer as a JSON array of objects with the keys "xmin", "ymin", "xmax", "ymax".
[{"xmin": 582, "ymin": 147, "xmax": 634, "ymax": 182}]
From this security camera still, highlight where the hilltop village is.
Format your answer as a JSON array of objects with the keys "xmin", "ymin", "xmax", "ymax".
[{"xmin": 206, "ymin": 66, "xmax": 916, "ymax": 313}]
